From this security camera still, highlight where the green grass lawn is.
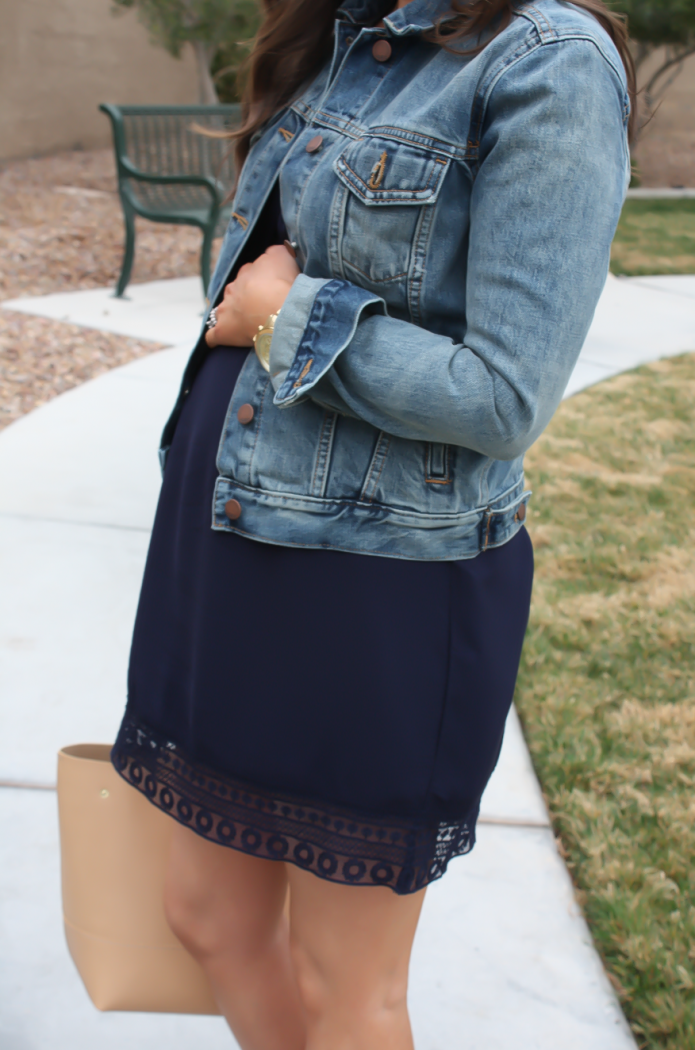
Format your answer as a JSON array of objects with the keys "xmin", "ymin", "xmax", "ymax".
[
  {"xmin": 611, "ymin": 200, "xmax": 695, "ymax": 276},
  {"xmin": 518, "ymin": 354, "xmax": 695, "ymax": 1048}
]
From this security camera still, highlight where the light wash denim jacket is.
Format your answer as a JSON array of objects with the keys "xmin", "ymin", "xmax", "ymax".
[{"xmin": 161, "ymin": 0, "xmax": 630, "ymax": 560}]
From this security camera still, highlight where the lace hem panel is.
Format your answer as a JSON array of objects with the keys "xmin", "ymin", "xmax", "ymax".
[{"xmin": 112, "ymin": 715, "xmax": 476, "ymax": 895}]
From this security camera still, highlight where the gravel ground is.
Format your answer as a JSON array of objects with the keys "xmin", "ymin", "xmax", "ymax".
[
  {"xmin": 0, "ymin": 148, "xmax": 220, "ymax": 431},
  {"xmin": 0, "ymin": 311, "xmax": 167, "ymax": 430}
]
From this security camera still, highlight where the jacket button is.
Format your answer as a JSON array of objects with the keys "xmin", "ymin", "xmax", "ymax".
[
  {"xmin": 225, "ymin": 499, "xmax": 242, "ymax": 520},
  {"xmin": 515, "ymin": 503, "xmax": 526, "ymax": 522},
  {"xmin": 237, "ymin": 403, "xmax": 255, "ymax": 424},
  {"xmin": 306, "ymin": 134, "xmax": 323, "ymax": 153},
  {"xmin": 372, "ymin": 39, "xmax": 392, "ymax": 61}
]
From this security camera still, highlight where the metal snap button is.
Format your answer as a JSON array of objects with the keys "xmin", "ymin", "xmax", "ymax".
[
  {"xmin": 346, "ymin": 35, "xmax": 355, "ymax": 44},
  {"xmin": 372, "ymin": 39, "xmax": 392, "ymax": 61},
  {"xmin": 305, "ymin": 134, "xmax": 323, "ymax": 153},
  {"xmin": 225, "ymin": 499, "xmax": 242, "ymax": 520},
  {"xmin": 237, "ymin": 403, "xmax": 255, "ymax": 425}
]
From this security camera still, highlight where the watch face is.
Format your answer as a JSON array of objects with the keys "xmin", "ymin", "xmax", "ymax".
[{"xmin": 255, "ymin": 331, "xmax": 272, "ymax": 372}]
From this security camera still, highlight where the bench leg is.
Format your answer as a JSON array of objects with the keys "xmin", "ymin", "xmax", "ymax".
[
  {"xmin": 116, "ymin": 203, "xmax": 136, "ymax": 298},
  {"xmin": 200, "ymin": 220, "xmax": 216, "ymax": 301}
]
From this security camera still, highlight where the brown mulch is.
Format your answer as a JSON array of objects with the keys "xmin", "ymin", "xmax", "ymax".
[
  {"xmin": 0, "ymin": 148, "xmax": 207, "ymax": 300},
  {"xmin": 0, "ymin": 148, "xmax": 218, "ymax": 431},
  {"xmin": 0, "ymin": 310, "xmax": 163, "ymax": 431}
]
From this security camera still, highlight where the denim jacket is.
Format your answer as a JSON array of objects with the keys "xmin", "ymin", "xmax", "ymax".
[{"xmin": 161, "ymin": 0, "xmax": 630, "ymax": 560}]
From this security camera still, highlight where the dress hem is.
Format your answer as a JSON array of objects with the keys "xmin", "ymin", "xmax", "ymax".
[{"xmin": 112, "ymin": 714, "xmax": 477, "ymax": 895}]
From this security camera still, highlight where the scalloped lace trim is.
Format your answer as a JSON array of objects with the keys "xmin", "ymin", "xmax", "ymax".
[{"xmin": 112, "ymin": 715, "xmax": 475, "ymax": 894}]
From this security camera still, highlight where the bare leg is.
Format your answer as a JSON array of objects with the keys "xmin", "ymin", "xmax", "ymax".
[
  {"xmin": 164, "ymin": 824, "xmax": 305, "ymax": 1050},
  {"xmin": 288, "ymin": 866, "xmax": 426, "ymax": 1050}
]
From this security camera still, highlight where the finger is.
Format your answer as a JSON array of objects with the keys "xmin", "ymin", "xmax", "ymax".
[{"xmin": 205, "ymin": 327, "xmax": 218, "ymax": 348}]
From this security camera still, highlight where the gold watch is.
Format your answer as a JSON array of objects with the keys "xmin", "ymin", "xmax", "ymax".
[{"xmin": 252, "ymin": 312, "xmax": 279, "ymax": 372}]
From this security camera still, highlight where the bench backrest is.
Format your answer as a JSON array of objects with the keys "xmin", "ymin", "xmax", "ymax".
[{"xmin": 100, "ymin": 104, "xmax": 242, "ymax": 190}]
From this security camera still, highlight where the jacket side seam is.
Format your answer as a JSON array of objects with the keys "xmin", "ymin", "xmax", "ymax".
[
  {"xmin": 407, "ymin": 188, "xmax": 438, "ymax": 324},
  {"xmin": 360, "ymin": 431, "xmax": 392, "ymax": 502},
  {"xmin": 310, "ymin": 411, "xmax": 337, "ymax": 497}
]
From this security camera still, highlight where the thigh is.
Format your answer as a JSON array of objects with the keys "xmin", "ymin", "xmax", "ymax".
[
  {"xmin": 287, "ymin": 866, "xmax": 425, "ymax": 1002},
  {"xmin": 166, "ymin": 823, "xmax": 289, "ymax": 949}
]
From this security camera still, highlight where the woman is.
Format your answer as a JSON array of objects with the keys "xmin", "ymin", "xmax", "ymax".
[{"xmin": 112, "ymin": 0, "xmax": 633, "ymax": 1044}]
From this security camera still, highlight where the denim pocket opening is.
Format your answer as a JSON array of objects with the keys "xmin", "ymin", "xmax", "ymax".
[{"xmin": 334, "ymin": 136, "xmax": 450, "ymax": 205}]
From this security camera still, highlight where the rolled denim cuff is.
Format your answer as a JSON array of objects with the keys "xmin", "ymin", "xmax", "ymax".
[{"xmin": 269, "ymin": 274, "xmax": 385, "ymax": 407}]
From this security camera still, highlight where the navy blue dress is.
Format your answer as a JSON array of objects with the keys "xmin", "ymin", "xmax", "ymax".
[{"xmin": 113, "ymin": 198, "xmax": 534, "ymax": 894}]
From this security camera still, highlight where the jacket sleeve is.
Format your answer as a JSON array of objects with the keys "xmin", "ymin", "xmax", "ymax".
[{"xmin": 268, "ymin": 37, "xmax": 630, "ymax": 461}]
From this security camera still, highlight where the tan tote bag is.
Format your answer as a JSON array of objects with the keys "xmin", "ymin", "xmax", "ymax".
[{"xmin": 57, "ymin": 744, "xmax": 220, "ymax": 1014}]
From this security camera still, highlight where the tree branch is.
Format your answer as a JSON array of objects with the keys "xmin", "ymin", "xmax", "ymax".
[{"xmin": 643, "ymin": 43, "xmax": 695, "ymax": 102}]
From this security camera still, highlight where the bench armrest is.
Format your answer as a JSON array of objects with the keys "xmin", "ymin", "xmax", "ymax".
[{"xmin": 118, "ymin": 158, "xmax": 226, "ymax": 207}]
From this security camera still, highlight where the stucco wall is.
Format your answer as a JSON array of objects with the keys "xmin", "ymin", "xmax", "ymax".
[
  {"xmin": 0, "ymin": 0, "xmax": 198, "ymax": 162},
  {"xmin": 633, "ymin": 50, "xmax": 695, "ymax": 187},
  {"xmin": 2, "ymin": 3, "xmax": 694, "ymax": 184}
]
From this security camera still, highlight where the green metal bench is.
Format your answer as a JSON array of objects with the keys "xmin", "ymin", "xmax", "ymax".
[{"xmin": 100, "ymin": 104, "xmax": 241, "ymax": 297}]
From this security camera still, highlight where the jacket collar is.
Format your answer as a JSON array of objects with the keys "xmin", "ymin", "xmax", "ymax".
[{"xmin": 337, "ymin": 0, "xmax": 452, "ymax": 34}]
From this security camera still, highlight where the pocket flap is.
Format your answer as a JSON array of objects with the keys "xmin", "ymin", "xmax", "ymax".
[{"xmin": 335, "ymin": 137, "xmax": 450, "ymax": 205}]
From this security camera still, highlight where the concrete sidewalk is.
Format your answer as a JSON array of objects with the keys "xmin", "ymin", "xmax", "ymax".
[{"xmin": 3, "ymin": 270, "xmax": 693, "ymax": 1049}]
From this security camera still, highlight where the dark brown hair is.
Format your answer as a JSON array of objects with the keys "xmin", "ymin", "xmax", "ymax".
[{"xmin": 232, "ymin": 0, "xmax": 636, "ymax": 171}]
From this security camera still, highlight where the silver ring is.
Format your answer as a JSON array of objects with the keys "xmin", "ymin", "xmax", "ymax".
[{"xmin": 206, "ymin": 307, "xmax": 218, "ymax": 330}]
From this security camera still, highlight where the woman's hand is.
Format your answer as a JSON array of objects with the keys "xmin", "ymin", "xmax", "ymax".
[{"xmin": 205, "ymin": 245, "xmax": 300, "ymax": 348}]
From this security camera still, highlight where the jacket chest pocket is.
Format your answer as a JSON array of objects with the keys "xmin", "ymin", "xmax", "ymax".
[{"xmin": 333, "ymin": 136, "xmax": 450, "ymax": 315}]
